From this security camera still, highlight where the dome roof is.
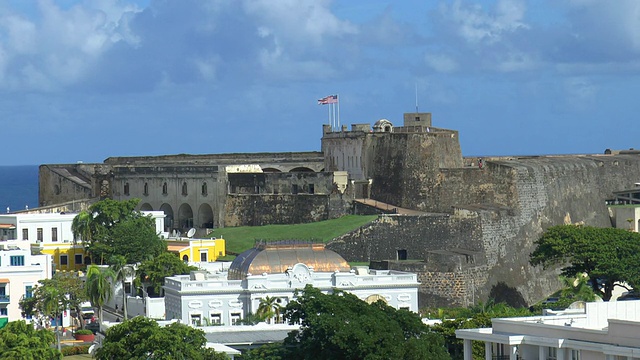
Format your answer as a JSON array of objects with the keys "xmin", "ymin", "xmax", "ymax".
[
  {"xmin": 228, "ymin": 242, "xmax": 351, "ymax": 280},
  {"xmin": 373, "ymin": 119, "xmax": 393, "ymax": 132}
]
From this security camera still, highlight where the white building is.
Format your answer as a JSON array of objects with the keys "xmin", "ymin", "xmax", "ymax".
[
  {"xmin": 0, "ymin": 242, "xmax": 53, "ymax": 327},
  {"xmin": 456, "ymin": 300, "xmax": 640, "ymax": 360},
  {"xmin": 164, "ymin": 242, "xmax": 419, "ymax": 326},
  {"xmin": 0, "ymin": 211, "xmax": 167, "ymax": 243}
]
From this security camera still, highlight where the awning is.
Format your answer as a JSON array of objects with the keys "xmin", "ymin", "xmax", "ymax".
[
  {"xmin": 0, "ymin": 224, "xmax": 15, "ymax": 230},
  {"xmin": 0, "ymin": 318, "xmax": 7, "ymax": 329},
  {"xmin": 0, "ymin": 279, "xmax": 9, "ymax": 283}
]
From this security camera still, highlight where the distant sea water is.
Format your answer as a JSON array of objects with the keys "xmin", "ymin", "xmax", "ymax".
[{"xmin": 0, "ymin": 165, "xmax": 39, "ymax": 213}]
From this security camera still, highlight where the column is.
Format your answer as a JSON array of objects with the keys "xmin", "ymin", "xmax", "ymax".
[
  {"xmin": 485, "ymin": 342, "xmax": 492, "ymax": 360},
  {"xmin": 510, "ymin": 345, "xmax": 518, "ymax": 360},
  {"xmin": 539, "ymin": 346, "xmax": 546, "ymax": 360},
  {"xmin": 463, "ymin": 339, "xmax": 473, "ymax": 360}
]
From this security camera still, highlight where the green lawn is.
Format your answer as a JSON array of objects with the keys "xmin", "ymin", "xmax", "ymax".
[{"xmin": 210, "ymin": 215, "xmax": 377, "ymax": 255}]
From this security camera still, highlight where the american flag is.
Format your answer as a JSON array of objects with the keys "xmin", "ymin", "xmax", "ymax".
[{"xmin": 318, "ymin": 94, "xmax": 338, "ymax": 105}]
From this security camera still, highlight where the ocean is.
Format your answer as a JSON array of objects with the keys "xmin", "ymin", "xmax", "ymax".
[{"xmin": 0, "ymin": 165, "xmax": 39, "ymax": 213}]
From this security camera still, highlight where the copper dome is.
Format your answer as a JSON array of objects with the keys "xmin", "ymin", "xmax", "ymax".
[{"xmin": 228, "ymin": 241, "xmax": 351, "ymax": 280}]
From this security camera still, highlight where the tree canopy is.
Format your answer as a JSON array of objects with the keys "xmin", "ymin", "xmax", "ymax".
[
  {"xmin": 95, "ymin": 317, "xmax": 227, "ymax": 360},
  {"xmin": 530, "ymin": 225, "xmax": 640, "ymax": 301},
  {"xmin": 74, "ymin": 199, "xmax": 166, "ymax": 264},
  {"xmin": 263, "ymin": 285, "xmax": 451, "ymax": 360},
  {"xmin": 137, "ymin": 252, "xmax": 197, "ymax": 297},
  {"xmin": 0, "ymin": 320, "xmax": 61, "ymax": 360},
  {"xmin": 19, "ymin": 272, "xmax": 86, "ymax": 328}
]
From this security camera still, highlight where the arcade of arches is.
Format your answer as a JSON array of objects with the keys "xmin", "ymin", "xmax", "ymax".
[{"xmin": 140, "ymin": 202, "xmax": 215, "ymax": 233}]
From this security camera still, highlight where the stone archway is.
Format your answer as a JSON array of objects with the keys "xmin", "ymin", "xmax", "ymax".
[
  {"xmin": 289, "ymin": 167, "xmax": 314, "ymax": 172},
  {"xmin": 139, "ymin": 203, "xmax": 153, "ymax": 211},
  {"xmin": 198, "ymin": 203, "xmax": 214, "ymax": 229},
  {"xmin": 160, "ymin": 203, "xmax": 174, "ymax": 232},
  {"xmin": 177, "ymin": 203, "xmax": 194, "ymax": 231}
]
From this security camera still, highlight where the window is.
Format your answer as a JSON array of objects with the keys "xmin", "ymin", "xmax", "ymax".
[
  {"xmin": 124, "ymin": 182, "xmax": 130, "ymax": 196},
  {"xmin": 547, "ymin": 347, "xmax": 557, "ymax": 360},
  {"xmin": 162, "ymin": 182, "xmax": 168, "ymax": 195},
  {"xmin": 74, "ymin": 254, "xmax": 83, "ymax": 265},
  {"xmin": 308, "ymin": 184, "xmax": 315, "ymax": 194},
  {"xmin": 201, "ymin": 182, "xmax": 207, "ymax": 196},
  {"xmin": 0, "ymin": 308, "xmax": 6, "ymax": 316},
  {"xmin": 10, "ymin": 255, "xmax": 24, "ymax": 266},
  {"xmin": 190, "ymin": 313, "xmax": 202, "ymax": 326},
  {"xmin": 25, "ymin": 285, "xmax": 33, "ymax": 298},
  {"xmin": 292, "ymin": 184, "xmax": 299, "ymax": 194},
  {"xmin": 22, "ymin": 229, "xmax": 28, "ymax": 240},
  {"xmin": 571, "ymin": 350, "xmax": 580, "ymax": 360},
  {"xmin": 182, "ymin": 182, "xmax": 188, "ymax": 196},
  {"xmin": 209, "ymin": 313, "xmax": 222, "ymax": 325},
  {"xmin": 200, "ymin": 252, "xmax": 207, "ymax": 262},
  {"xmin": 60, "ymin": 255, "xmax": 68, "ymax": 266},
  {"xmin": 397, "ymin": 249, "xmax": 407, "ymax": 261},
  {"xmin": 230, "ymin": 312, "xmax": 242, "ymax": 325},
  {"xmin": 143, "ymin": 182, "xmax": 149, "ymax": 196},
  {"xmin": 37, "ymin": 228, "xmax": 43, "ymax": 242},
  {"xmin": 51, "ymin": 227, "xmax": 58, "ymax": 242}
]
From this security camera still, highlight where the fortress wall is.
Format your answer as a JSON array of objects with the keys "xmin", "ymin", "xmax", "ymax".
[
  {"xmin": 330, "ymin": 155, "xmax": 640, "ymax": 306},
  {"xmin": 38, "ymin": 164, "xmax": 95, "ymax": 207},
  {"xmin": 224, "ymin": 194, "xmax": 332, "ymax": 227},
  {"xmin": 321, "ymin": 132, "xmax": 367, "ymax": 180},
  {"xmin": 475, "ymin": 155, "xmax": 640, "ymax": 304},
  {"xmin": 369, "ymin": 132, "xmax": 463, "ymax": 209},
  {"xmin": 417, "ymin": 162, "xmax": 518, "ymax": 213},
  {"xmin": 104, "ymin": 151, "xmax": 324, "ymax": 165},
  {"xmin": 327, "ymin": 213, "xmax": 482, "ymax": 263},
  {"xmin": 228, "ymin": 172, "xmax": 336, "ymax": 195}
]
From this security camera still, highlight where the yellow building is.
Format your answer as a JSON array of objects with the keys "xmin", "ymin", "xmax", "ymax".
[
  {"xmin": 34, "ymin": 237, "xmax": 226, "ymax": 270},
  {"xmin": 166, "ymin": 238, "xmax": 226, "ymax": 263},
  {"xmin": 33, "ymin": 242, "xmax": 89, "ymax": 272}
]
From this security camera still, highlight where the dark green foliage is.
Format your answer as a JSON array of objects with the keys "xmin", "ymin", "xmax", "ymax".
[
  {"xmin": 77, "ymin": 199, "xmax": 166, "ymax": 264},
  {"xmin": 95, "ymin": 317, "xmax": 228, "ymax": 360},
  {"xmin": 0, "ymin": 320, "xmax": 61, "ymax": 360},
  {"xmin": 280, "ymin": 285, "xmax": 450, "ymax": 360},
  {"xmin": 242, "ymin": 343, "xmax": 287, "ymax": 360},
  {"xmin": 530, "ymin": 225, "xmax": 640, "ymax": 301},
  {"xmin": 137, "ymin": 252, "xmax": 198, "ymax": 297}
]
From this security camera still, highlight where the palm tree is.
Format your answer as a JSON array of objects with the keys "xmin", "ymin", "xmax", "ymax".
[
  {"xmin": 71, "ymin": 210, "xmax": 94, "ymax": 245},
  {"xmin": 85, "ymin": 265, "xmax": 114, "ymax": 331},
  {"xmin": 256, "ymin": 296, "xmax": 283, "ymax": 324},
  {"xmin": 109, "ymin": 255, "xmax": 134, "ymax": 320}
]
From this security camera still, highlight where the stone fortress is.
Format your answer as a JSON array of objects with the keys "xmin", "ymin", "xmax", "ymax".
[{"xmin": 38, "ymin": 112, "xmax": 640, "ymax": 308}]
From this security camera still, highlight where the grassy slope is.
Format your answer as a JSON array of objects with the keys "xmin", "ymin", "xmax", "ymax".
[{"xmin": 210, "ymin": 215, "xmax": 377, "ymax": 255}]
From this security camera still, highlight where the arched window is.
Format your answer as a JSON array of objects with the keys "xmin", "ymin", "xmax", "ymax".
[
  {"xmin": 201, "ymin": 182, "xmax": 208, "ymax": 196},
  {"xmin": 124, "ymin": 182, "xmax": 130, "ymax": 196},
  {"xmin": 162, "ymin": 182, "xmax": 168, "ymax": 195},
  {"xmin": 182, "ymin": 182, "xmax": 188, "ymax": 196},
  {"xmin": 143, "ymin": 182, "xmax": 149, "ymax": 196}
]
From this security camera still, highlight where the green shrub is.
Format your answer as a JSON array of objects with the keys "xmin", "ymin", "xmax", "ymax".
[
  {"xmin": 61, "ymin": 345, "xmax": 90, "ymax": 356},
  {"xmin": 75, "ymin": 329, "xmax": 94, "ymax": 335}
]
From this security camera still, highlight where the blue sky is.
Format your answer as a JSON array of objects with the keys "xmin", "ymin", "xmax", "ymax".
[{"xmin": 1, "ymin": 0, "xmax": 639, "ymax": 166}]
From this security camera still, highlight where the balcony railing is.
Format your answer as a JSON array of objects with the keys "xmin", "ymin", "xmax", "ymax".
[{"xmin": 0, "ymin": 295, "xmax": 9, "ymax": 303}]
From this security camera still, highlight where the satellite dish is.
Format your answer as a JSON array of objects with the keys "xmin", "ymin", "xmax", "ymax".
[{"xmin": 187, "ymin": 228, "xmax": 196, "ymax": 238}]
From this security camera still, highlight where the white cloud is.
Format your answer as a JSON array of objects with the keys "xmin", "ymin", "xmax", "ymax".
[
  {"xmin": 425, "ymin": 53, "xmax": 458, "ymax": 73},
  {"xmin": 0, "ymin": 0, "xmax": 142, "ymax": 91},
  {"xmin": 442, "ymin": 0, "xmax": 528, "ymax": 44},
  {"xmin": 242, "ymin": 0, "xmax": 358, "ymax": 46}
]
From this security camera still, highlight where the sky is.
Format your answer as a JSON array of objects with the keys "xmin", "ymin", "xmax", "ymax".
[{"xmin": 1, "ymin": 0, "xmax": 640, "ymax": 166}]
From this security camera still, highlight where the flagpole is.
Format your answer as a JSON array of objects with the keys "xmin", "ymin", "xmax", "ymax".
[{"xmin": 337, "ymin": 94, "xmax": 340, "ymax": 129}]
